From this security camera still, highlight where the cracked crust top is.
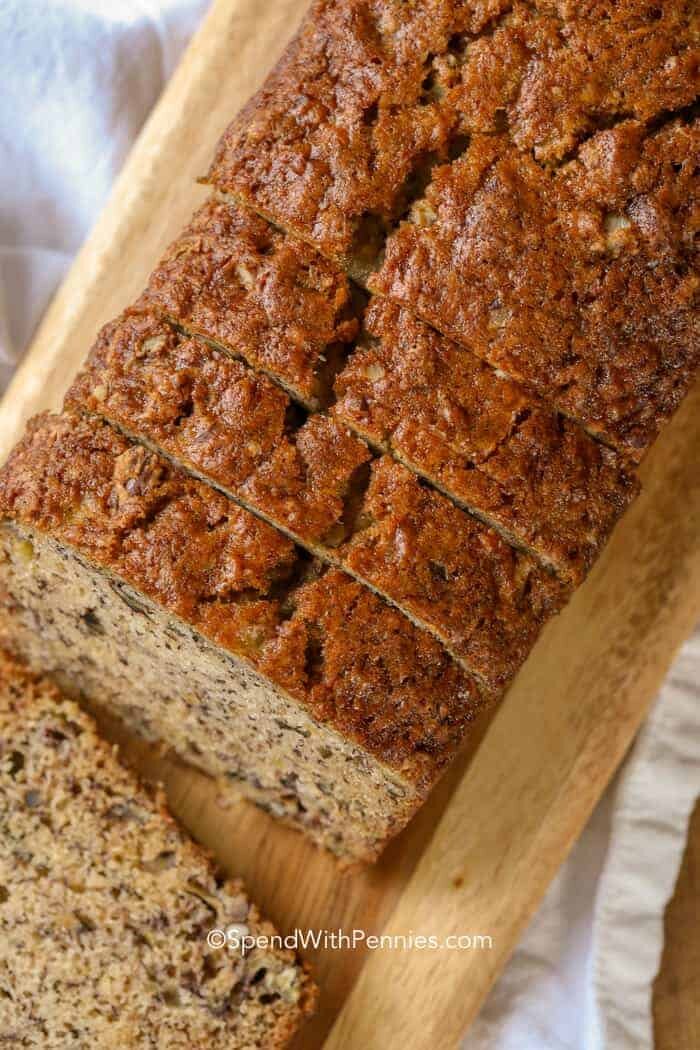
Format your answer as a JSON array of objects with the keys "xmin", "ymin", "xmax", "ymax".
[
  {"xmin": 334, "ymin": 298, "xmax": 640, "ymax": 581},
  {"xmin": 372, "ymin": 118, "xmax": 700, "ymax": 458},
  {"xmin": 67, "ymin": 309, "xmax": 566, "ymax": 686},
  {"xmin": 0, "ymin": 412, "xmax": 487, "ymax": 789},
  {"xmin": 139, "ymin": 199, "xmax": 359, "ymax": 408},
  {"xmin": 206, "ymin": 0, "xmax": 698, "ymax": 269},
  {"xmin": 341, "ymin": 456, "xmax": 567, "ymax": 688},
  {"xmin": 67, "ymin": 309, "xmax": 372, "ymax": 547}
]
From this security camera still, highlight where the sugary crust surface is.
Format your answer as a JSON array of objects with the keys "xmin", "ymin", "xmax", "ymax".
[
  {"xmin": 0, "ymin": 651, "xmax": 316, "ymax": 1048},
  {"xmin": 67, "ymin": 310, "xmax": 372, "ymax": 546},
  {"xmin": 0, "ymin": 413, "xmax": 486, "ymax": 788},
  {"xmin": 334, "ymin": 298, "xmax": 640, "ymax": 580},
  {"xmin": 140, "ymin": 199, "xmax": 359, "ymax": 407},
  {"xmin": 342, "ymin": 457, "xmax": 566, "ymax": 688},
  {"xmin": 206, "ymin": 0, "xmax": 699, "ymax": 265},
  {"xmin": 372, "ymin": 118, "xmax": 700, "ymax": 458},
  {"xmin": 67, "ymin": 310, "xmax": 564, "ymax": 685}
]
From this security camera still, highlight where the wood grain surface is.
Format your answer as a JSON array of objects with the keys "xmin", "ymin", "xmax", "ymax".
[{"xmin": 0, "ymin": 2, "xmax": 698, "ymax": 1047}]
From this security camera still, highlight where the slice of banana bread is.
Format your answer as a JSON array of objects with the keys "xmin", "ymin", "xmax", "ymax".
[
  {"xmin": 66, "ymin": 309, "xmax": 566, "ymax": 689},
  {"xmin": 333, "ymin": 298, "xmax": 639, "ymax": 583},
  {"xmin": 0, "ymin": 412, "xmax": 488, "ymax": 863},
  {"xmin": 66, "ymin": 308, "xmax": 374, "ymax": 549},
  {"xmin": 139, "ymin": 198, "xmax": 360, "ymax": 410},
  {"xmin": 0, "ymin": 651, "xmax": 316, "ymax": 1047}
]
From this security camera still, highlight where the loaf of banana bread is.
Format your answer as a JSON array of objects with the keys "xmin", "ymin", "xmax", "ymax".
[
  {"xmin": 0, "ymin": 651, "xmax": 316, "ymax": 1047},
  {"xmin": 67, "ymin": 308, "xmax": 566, "ymax": 688},
  {"xmin": 0, "ymin": 412, "xmax": 488, "ymax": 863},
  {"xmin": 4, "ymin": 0, "xmax": 693, "ymax": 877},
  {"xmin": 206, "ymin": 0, "xmax": 699, "ymax": 457}
]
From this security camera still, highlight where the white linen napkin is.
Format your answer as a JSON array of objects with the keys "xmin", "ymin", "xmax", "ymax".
[
  {"xmin": 0, "ymin": 0, "xmax": 208, "ymax": 382},
  {"xmin": 1, "ymin": 5, "xmax": 697, "ymax": 1047}
]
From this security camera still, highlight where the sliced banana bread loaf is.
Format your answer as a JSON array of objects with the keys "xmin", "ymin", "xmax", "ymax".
[
  {"xmin": 0, "ymin": 651, "xmax": 316, "ymax": 1047},
  {"xmin": 66, "ymin": 308, "xmax": 566, "ymax": 688},
  {"xmin": 206, "ymin": 0, "xmax": 699, "ymax": 458},
  {"xmin": 135, "ymin": 198, "xmax": 638, "ymax": 585},
  {"xmin": 0, "ymin": 412, "xmax": 488, "ymax": 863}
]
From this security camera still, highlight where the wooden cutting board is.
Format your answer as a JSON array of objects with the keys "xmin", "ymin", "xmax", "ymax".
[{"xmin": 1, "ymin": 2, "xmax": 698, "ymax": 1046}]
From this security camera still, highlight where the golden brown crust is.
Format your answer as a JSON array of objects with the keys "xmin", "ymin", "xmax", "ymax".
[
  {"xmin": 334, "ymin": 298, "xmax": 640, "ymax": 581},
  {"xmin": 67, "ymin": 310, "xmax": 566, "ymax": 686},
  {"xmin": 67, "ymin": 310, "xmax": 372, "ymax": 546},
  {"xmin": 206, "ymin": 0, "xmax": 698, "ymax": 266},
  {"xmin": 371, "ymin": 118, "xmax": 700, "ymax": 458},
  {"xmin": 341, "ymin": 457, "xmax": 566, "ymax": 688},
  {"xmin": 0, "ymin": 413, "xmax": 487, "ymax": 789},
  {"xmin": 139, "ymin": 199, "xmax": 359, "ymax": 408},
  {"xmin": 205, "ymin": 0, "xmax": 698, "ymax": 455}
]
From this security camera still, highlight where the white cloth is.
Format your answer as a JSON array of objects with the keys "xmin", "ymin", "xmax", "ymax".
[
  {"xmin": 0, "ymin": 0, "xmax": 208, "ymax": 385},
  {"xmin": 0, "ymin": 5, "xmax": 697, "ymax": 1048}
]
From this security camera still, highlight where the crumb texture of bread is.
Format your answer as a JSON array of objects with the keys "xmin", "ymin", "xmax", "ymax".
[
  {"xmin": 0, "ymin": 533, "xmax": 425, "ymax": 862},
  {"xmin": 0, "ymin": 412, "xmax": 488, "ymax": 859},
  {"xmin": 139, "ymin": 199, "xmax": 359, "ymax": 408},
  {"xmin": 68, "ymin": 311, "xmax": 567, "ymax": 687},
  {"xmin": 334, "ymin": 298, "xmax": 640, "ymax": 582},
  {"xmin": 0, "ymin": 651, "xmax": 316, "ymax": 1047}
]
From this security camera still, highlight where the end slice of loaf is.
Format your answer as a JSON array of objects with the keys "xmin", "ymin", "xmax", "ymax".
[
  {"xmin": 0, "ymin": 412, "xmax": 488, "ymax": 863},
  {"xmin": 0, "ymin": 651, "xmax": 316, "ymax": 1047},
  {"xmin": 205, "ymin": 0, "xmax": 698, "ymax": 458},
  {"xmin": 205, "ymin": 0, "xmax": 697, "ymax": 273}
]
